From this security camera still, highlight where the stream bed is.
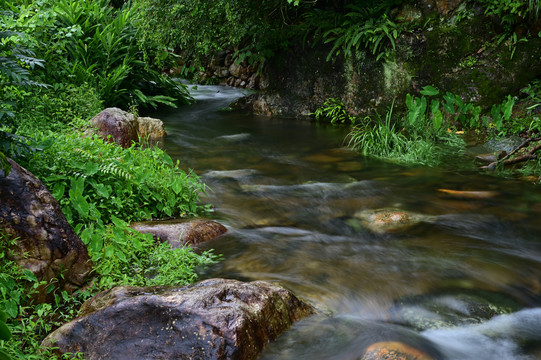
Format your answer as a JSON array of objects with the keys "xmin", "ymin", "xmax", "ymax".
[{"xmin": 155, "ymin": 85, "xmax": 541, "ymax": 360}]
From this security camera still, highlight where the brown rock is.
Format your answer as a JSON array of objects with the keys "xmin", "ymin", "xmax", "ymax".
[
  {"xmin": 437, "ymin": 189, "xmax": 500, "ymax": 199},
  {"xmin": 354, "ymin": 208, "xmax": 433, "ymax": 234},
  {"xmin": 229, "ymin": 62, "xmax": 242, "ymax": 78},
  {"xmin": 362, "ymin": 341, "xmax": 433, "ymax": 360},
  {"xmin": 90, "ymin": 107, "xmax": 138, "ymax": 148},
  {"xmin": 131, "ymin": 219, "xmax": 227, "ymax": 247},
  {"xmin": 137, "ymin": 116, "xmax": 166, "ymax": 139},
  {"xmin": 0, "ymin": 159, "xmax": 93, "ymax": 303},
  {"xmin": 42, "ymin": 278, "xmax": 315, "ymax": 360}
]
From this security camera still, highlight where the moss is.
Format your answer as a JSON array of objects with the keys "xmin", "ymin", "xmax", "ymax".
[{"xmin": 383, "ymin": 59, "xmax": 412, "ymax": 95}]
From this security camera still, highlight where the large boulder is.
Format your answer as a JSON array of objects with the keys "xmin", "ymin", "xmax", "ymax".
[
  {"xmin": 0, "ymin": 159, "xmax": 93, "ymax": 303},
  {"xmin": 90, "ymin": 108, "xmax": 166, "ymax": 148},
  {"xmin": 131, "ymin": 219, "xmax": 227, "ymax": 247},
  {"xmin": 42, "ymin": 278, "xmax": 315, "ymax": 360}
]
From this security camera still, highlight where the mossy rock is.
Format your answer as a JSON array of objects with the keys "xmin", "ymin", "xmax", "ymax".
[{"xmin": 390, "ymin": 289, "xmax": 521, "ymax": 331}]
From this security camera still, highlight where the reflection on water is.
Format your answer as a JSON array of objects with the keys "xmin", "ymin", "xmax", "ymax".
[{"xmin": 154, "ymin": 85, "xmax": 541, "ymax": 359}]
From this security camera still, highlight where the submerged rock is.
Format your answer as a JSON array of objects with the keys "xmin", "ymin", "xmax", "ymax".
[
  {"xmin": 353, "ymin": 208, "xmax": 434, "ymax": 234},
  {"xmin": 131, "ymin": 219, "xmax": 227, "ymax": 247},
  {"xmin": 361, "ymin": 341, "xmax": 433, "ymax": 360},
  {"xmin": 42, "ymin": 278, "xmax": 315, "ymax": 360},
  {"xmin": 0, "ymin": 159, "xmax": 93, "ymax": 303},
  {"xmin": 390, "ymin": 289, "xmax": 521, "ymax": 331},
  {"xmin": 436, "ymin": 189, "xmax": 500, "ymax": 199}
]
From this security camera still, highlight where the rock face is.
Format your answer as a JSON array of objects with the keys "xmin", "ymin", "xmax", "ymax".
[
  {"xmin": 0, "ymin": 159, "xmax": 92, "ymax": 303},
  {"xmin": 42, "ymin": 278, "xmax": 315, "ymax": 360},
  {"xmin": 243, "ymin": 0, "xmax": 541, "ymax": 118},
  {"xmin": 131, "ymin": 219, "xmax": 227, "ymax": 247},
  {"xmin": 90, "ymin": 108, "xmax": 166, "ymax": 148}
]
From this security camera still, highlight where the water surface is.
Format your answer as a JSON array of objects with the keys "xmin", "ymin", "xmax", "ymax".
[{"xmin": 155, "ymin": 85, "xmax": 541, "ymax": 360}]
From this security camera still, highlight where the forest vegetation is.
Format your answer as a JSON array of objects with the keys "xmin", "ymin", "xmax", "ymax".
[{"xmin": 1, "ymin": 0, "xmax": 540, "ymax": 358}]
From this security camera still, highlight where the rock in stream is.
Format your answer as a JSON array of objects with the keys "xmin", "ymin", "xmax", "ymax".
[{"xmin": 42, "ymin": 278, "xmax": 314, "ymax": 360}]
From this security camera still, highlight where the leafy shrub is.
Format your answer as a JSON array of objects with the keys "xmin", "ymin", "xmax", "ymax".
[
  {"xmin": 347, "ymin": 89, "xmax": 467, "ymax": 166},
  {"xmin": 134, "ymin": 0, "xmax": 293, "ymax": 77},
  {"xmin": 481, "ymin": 0, "xmax": 540, "ymax": 23},
  {"xmin": 24, "ymin": 133, "xmax": 208, "ymax": 228},
  {"xmin": 14, "ymin": 83, "xmax": 103, "ymax": 134},
  {"xmin": 82, "ymin": 218, "xmax": 220, "ymax": 289},
  {"xmin": 2, "ymin": 0, "xmax": 192, "ymax": 110},
  {"xmin": 313, "ymin": 98, "xmax": 355, "ymax": 125},
  {"xmin": 324, "ymin": 12, "xmax": 402, "ymax": 62},
  {"xmin": 0, "ymin": 20, "xmax": 45, "ymax": 174}
]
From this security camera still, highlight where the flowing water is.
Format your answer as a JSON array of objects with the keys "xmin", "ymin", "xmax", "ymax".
[{"xmin": 155, "ymin": 85, "xmax": 541, "ymax": 360}]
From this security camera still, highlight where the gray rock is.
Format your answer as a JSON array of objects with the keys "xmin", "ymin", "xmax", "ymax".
[
  {"xmin": 0, "ymin": 159, "xmax": 93, "ymax": 303},
  {"xmin": 390, "ymin": 289, "xmax": 521, "ymax": 331},
  {"xmin": 42, "ymin": 279, "xmax": 315, "ymax": 360}
]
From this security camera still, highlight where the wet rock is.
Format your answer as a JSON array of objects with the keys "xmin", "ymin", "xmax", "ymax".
[
  {"xmin": 131, "ymin": 219, "xmax": 227, "ymax": 247},
  {"xmin": 0, "ymin": 159, "xmax": 93, "ymax": 303},
  {"xmin": 353, "ymin": 208, "xmax": 433, "ymax": 234},
  {"xmin": 390, "ymin": 289, "xmax": 521, "ymax": 331},
  {"xmin": 42, "ymin": 278, "xmax": 315, "ymax": 360},
  {"xmin": 361, "ymin": 341, "xmax": 433, "ymax": 360},
  {"xmin": 137, "ymin": 116, "xmax": 166, "ymax": 139},
  {"xmin": 475, "ymin": 153, "xmax": 498, "ymax": 163},
  {"xmin": 436, "ymin": 189, "xmax": 500, "ymax": 199},
  {"xmin": 479, "ymin": 136, "xmax": 525, "ymax": 154}
]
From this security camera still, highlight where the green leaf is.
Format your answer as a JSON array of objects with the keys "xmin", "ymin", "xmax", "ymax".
[
  {"xmin": 4, "ymin": 300, "xmax": 17, "ymax": 318},
  {"xmin": 93, "ymin": 183, "xmax": 110, "ymax": 198},
  {"xmin": 420, "ymin": 85, "xmax": 439, "ymax": 96},
  {"xmin": 172, "ymin": 178, "xmax": 183, "ymax": 195},
  {"xmin": 51, "ymin": 182, "xmax": 66, "ymax": 200},
  {"xmin": 70, "ymin": 191, "xmax": 90, "ymax": 219},
  {"xmin": 0, "ymin": 347, "xmax": 12, "ymax": 360},
  {"xmin": 21, "ymin": 269, "xmax": 38, "ymax": 283},
  {"xmin": 0, "ymin": 310, "xmax": 7, "ymax": 323},
  {"xmin": 0, "ymin": 322, "xmax": 11, "ymax": 341},
  {"xmin": 160, "ymin": 152, "xmax": 174, "ymax": 167},
  {"xmin": 502, "ymin": 96, "xmax": 515, "ymax": 120},
  {"xmin": 84, "ymin": 162, "xmax": 99, "ymax": 175}
]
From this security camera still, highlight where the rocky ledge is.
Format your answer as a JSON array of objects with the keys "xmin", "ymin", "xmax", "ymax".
[{"xmin": 42, "ymin": 278, "xmax": 314, "ymax": 360}]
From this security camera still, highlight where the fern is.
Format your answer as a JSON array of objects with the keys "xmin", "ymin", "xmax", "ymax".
[{"xmin": 97, "ymin": 163, "xmax": 133, "ymax": 180}]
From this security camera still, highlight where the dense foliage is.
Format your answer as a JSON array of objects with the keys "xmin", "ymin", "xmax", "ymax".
[
  {"xmin": 135, "ymin": 0, "xmax": 294, "ymax": 78},
  {"xmin": 0, "ymin": 1, "xmax": 220, "ymax": 359}
]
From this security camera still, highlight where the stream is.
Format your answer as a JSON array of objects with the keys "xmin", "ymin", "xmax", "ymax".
[{"xmin": 154, "ymin": 85, "xmax": 541, "ymax": 360}]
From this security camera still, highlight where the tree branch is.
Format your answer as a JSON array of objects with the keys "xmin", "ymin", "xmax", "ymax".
[{"xmin": 483, "ymin": 138, "xmax": 541, "ymax": 170}]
